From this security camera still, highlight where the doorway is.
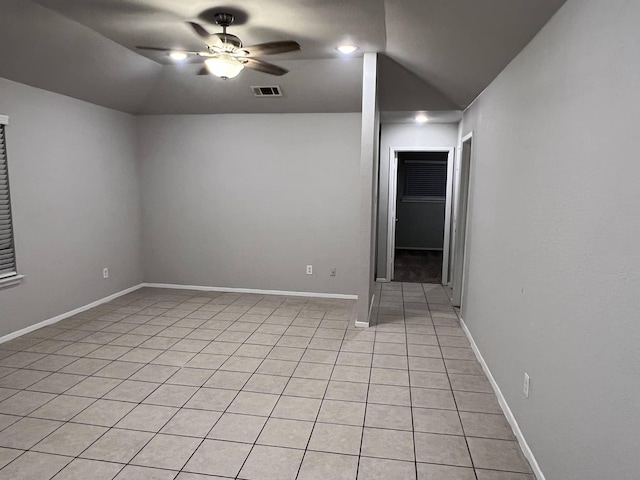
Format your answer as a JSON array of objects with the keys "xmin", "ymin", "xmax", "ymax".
[
  {"xmin": 451, "ymin": 133, "xmax": 473, "ymax": 307},
  {"xmin": 387, "ymin": 148, "xmax": 454, "ymax": 284}
]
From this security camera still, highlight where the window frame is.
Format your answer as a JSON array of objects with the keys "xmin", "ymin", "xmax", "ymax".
[{"xmin": 0, "ymin": 114, "xmax": 23, "ymax": 289}]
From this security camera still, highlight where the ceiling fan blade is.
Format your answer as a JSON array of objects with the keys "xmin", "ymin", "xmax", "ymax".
[
  {"xmin": 188, "ymin": 22, "xmax": 210, "ymax": 40},
  {"xmin": 136, "ymin": 46, "xmax": 204, "ymax": 55},
  {"xmin": 240, "ymin": 41, "xmax": 300, "ymax": 57},
  {"xmin": 197, "ymin": 66, "xmax": 210, "ymax": 76},
  {"xmin": 136, "ymin": 46, "xmax": 173, "ymax": 52},
  {"xmin": 187, "ymin": 22, "xmax": 223, "ymax": 48},
  {"xmin": 242, "ymin": 58, "xmax": 289, "ymax": 76}
]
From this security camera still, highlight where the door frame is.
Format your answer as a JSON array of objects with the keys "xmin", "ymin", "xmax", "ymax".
[
  {"xmin": 385, "ymin": 146, "xmax": 455, "ymax": 283},
  {"xmin": 451, "ymin": 132, "xmax": 473, "ymax": 308}
]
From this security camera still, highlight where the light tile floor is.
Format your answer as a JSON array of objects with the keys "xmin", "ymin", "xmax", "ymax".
[{"xmin": 0, "ymin": 283, "xmax": 533, "ymax": 479}]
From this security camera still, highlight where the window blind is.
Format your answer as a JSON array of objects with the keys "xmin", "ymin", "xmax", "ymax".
[
  {"xmin": 403, "ymin": 160, "xmax": 447, "ymax": 199},
  {"xmin": 0, "ymin": 123, "xmax": 16, "ymax": 278}
]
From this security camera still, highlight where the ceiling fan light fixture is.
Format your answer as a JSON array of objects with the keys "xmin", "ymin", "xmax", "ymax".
[
  {"xmin": 138, "ymin": 13, "xmax": 299, "ymax": 79},
  {"xmin": 205, "ymin": 56, "xmax": 244, "ymax": 79},
  {"xmin": 336, "ymin": 44, "xmax": 359, "ymax": 54},
  {"xmin": 169, "ymin": 51, "xmax": 188, "ymax": 61}
]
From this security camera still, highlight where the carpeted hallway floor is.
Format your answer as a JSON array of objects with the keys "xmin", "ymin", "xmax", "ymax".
[{"xmin": 393, "ymin": 250, "xmax": 443, "ymax": 284}]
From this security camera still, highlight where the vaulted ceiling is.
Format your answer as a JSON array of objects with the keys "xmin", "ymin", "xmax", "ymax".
[{"xmin": 0, "ymin": 0, "xmax": 566, "ymax": 115}]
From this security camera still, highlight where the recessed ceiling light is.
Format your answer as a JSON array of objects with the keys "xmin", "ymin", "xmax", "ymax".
[
  {"xmin": 336, "ymin": 45, "xmax": 359, "ymax": 54},
  {"xmin": 415, "ymin": 114, "xmax": 429, "ymax": 123},
  {"xmin": 169, "ymin": 51, "xmax": 188, "ymax": 61}
]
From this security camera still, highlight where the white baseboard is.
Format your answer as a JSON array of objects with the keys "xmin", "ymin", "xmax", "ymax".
[
  {"xmin": 459, "ymin": 317, "xmax": 545, "ymax": 480},
  {"xmin": 141, "ymin": 283, "xmax": 358, "ymax": 300},
  {"xmin": 0, "ymin": 284, "xmax": 144, "ymax": 346},
  {"xmin": 0, "ymin": 281, "xmax": 357, "ymax": 347}
]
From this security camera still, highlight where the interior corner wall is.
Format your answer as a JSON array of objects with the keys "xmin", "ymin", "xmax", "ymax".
[
  {"xmin": 458, "ymin": 1, "xmax": 640, "ymax": 479},
  {"xmin": 356, "ymin": 53, "xmax": 380, "ymax": 324},
  {"xmin": 376, "ymin": 123, "xmax": 458, "ymax": 280},
  {"xmin": 0, "ymin": 77, "xmax": 143, "ymax": 337},
  {"xmin": 137, "ymin": 113, "xmax": 361, "ymax": 295}
]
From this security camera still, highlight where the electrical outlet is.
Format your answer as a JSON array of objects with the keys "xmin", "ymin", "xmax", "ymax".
[
  {"xmin": 330, "ymin": 268, "xmax": 336, "ymax": 277},
  {"xmin": 103, "ymin": 268, "xmax": 109, "ymax": 279},
  {"xmin": 306, "ymin": 265, "xmax": 313, "ymax": 275},
  {"xmin": 523, "ymin": 372, "xmax": 530, "ymax": 398}
]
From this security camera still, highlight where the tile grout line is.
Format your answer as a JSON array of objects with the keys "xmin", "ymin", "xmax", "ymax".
[
  {"xmin": 291, "ymin": 307, "xmax": 352, "ymax": 480},
  {"xmin": 176, "ymin": 293, "xmax": 296, "ymax": 478},
  {"xmin": 353, "ymin": 304, "xmax": 375, "ymax": 480},
  {"xmin": 174, "ymin": 292, "xmax": 353, "ymax": 478},
  {"xmin": 18, "ymin": 289, "xmax": 231, "ymax": 478},
  {"xmin": 428, "ymin": 282, "xmax": 479, "ymax": 480},
  {"xmin": 0, "ymin": 289, "xmax": 257, "ymax": 477},
  {"xmin": 0, "ymin": 289, "xmax": 215, "ymax": 478},
  {"xmin": 406, "ymin": 282, "xmax": 421, "ymax": 480},
  {"xmin": 231, "ymin": 298, "xmax": 323, "ymax": 480}
]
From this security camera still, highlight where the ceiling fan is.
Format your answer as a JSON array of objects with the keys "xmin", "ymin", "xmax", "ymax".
[{"xmin": 137, "ymin": 13, "xmax": 300, "ymax": 79}]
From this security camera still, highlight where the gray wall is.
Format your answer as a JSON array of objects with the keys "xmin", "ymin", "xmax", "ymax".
[
  {"xmin": 0, "ymin": 77, "xmax": 143, "ymax": 337},
  {"xmin": 138, "ymin": 113, "xmax": 361, "ymax": 295},
  {"xmin": 376, "ymin": 123, "xmax": 458, "ymax": 279},
  {"xmin": 459, "ymin": 1, "xmax": 640, "ymax": 478}
]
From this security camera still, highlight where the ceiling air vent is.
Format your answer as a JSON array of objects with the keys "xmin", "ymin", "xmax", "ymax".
[{"xmin": 251, "ymin": 86, "xmax": 282, "ymax": 97}]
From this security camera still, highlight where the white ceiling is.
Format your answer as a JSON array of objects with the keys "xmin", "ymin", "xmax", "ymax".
[
  {"xmin": 384, "ymin": 0, "xmax": 568, "ymax": 108},
  {"xmin": 0, "ymin": 0, "xmax": 566, "ymax": 115},
  {"xmin": 32, "ymin": 0, "xmax": 388, "ymax": 62}
]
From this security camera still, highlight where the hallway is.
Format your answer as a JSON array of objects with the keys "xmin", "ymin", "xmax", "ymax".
[
  {"xmin": 370, "ymin": 282, "xmax": 533, "ymax": 478},
  {"xmin": 0, "ymin": 285, "xmax": 531, "ymax": 479}
]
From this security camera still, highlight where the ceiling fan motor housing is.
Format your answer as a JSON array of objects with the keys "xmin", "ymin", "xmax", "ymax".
[
  {"xmin": 214, "ymin": 13, "xmax": 235, "ymax": 28},
  {"xmin": 212, "ymin": 33, "xmax": 243, "ymax": 51},
  {"xmin": 211, "ymin": 13, "xmax": 242, "ymax": 51}
]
